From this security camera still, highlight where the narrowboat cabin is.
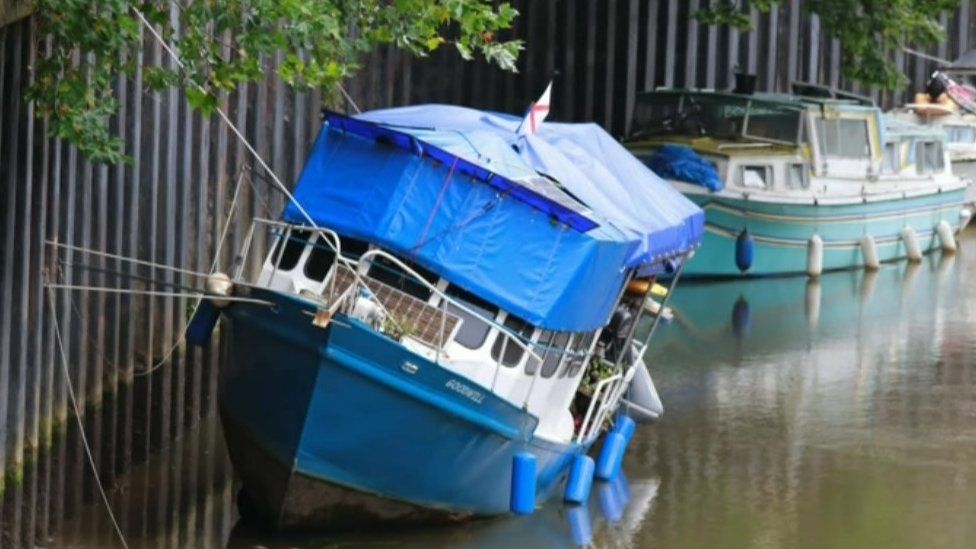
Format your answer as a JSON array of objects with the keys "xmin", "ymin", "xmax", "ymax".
[
  {"xmin": 626, "ymin": 88, "xmax": 970, "ymax": 277},
  {"xmin": 189, "ymin": 106, "xmax": 703, "ymax": 530}
]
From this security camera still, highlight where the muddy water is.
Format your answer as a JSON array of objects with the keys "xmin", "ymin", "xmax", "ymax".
[{"xmin": 52, "ymin": 229, "xmax": 976, "ymax": 548}]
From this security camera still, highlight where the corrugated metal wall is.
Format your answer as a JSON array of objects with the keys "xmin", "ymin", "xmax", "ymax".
[{"xmin": 1, "ymin": 1, "xmax": 974, "ymax": 545}]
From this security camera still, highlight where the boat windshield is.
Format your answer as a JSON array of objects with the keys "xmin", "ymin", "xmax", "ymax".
[{"xmin": 632, "ymin": 91, "xmax": 804, "ymax": 145}]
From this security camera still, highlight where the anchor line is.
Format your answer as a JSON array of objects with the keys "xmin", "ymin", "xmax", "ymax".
[{"xmin": 46, "ymin": 286, "xmax": 130, "ymax": 549}]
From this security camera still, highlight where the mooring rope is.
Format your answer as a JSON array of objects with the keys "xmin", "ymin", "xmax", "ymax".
[
  {"xmin": 46, "ymin": 285, "xmax": 130, "ymax": 549},
  {"xmin": 130, "ymin": 7, "xmax": 336, "ymax": 239},
  {"xmin": 46, "ymin": 241, "xmax": 213, "ymax": 280},
  {"xmin": 134, "ymin": 168, "xmax": 249, "ymax": 376},
  {"xmin": 44, "ymin": 285, "xmax": 275, "ymax": 307}
]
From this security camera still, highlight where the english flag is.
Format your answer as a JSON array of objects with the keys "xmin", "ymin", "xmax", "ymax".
[{"xmin": 518, "ymin": 81, "xmax": 552, "ymax": 136}]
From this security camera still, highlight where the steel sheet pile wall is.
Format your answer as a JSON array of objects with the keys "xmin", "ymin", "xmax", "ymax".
[
  {"xmin": 351, "ymin": 0, "xmax": 976, "ymax": 136},
  {"xmin": 0, "ymin": 15, "xmax": 321, "ymax": 545},
  {"xmin": 2, "ymin": 1, "xmax": 976, "ymax": 546}
]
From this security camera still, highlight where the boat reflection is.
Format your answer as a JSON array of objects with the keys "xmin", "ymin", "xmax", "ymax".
[{"xmin": 227, "ymin": 473, "xmax": 660, "ymax": 548}]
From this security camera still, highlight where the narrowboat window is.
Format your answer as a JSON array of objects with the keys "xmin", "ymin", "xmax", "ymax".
[
  {"xmin": 303, "ymin": 238, "xmax": 337, "ymax": 282},
  {"xmin": 881, "ymin": 142, "xmax": 899, "ymax": 175},
  {"xmin": 541, "ymin": 332, "xmax": 571, "ymax": 378},
  {"xmin": 916, "ymin": 141, "xmax": 945, "ymax": 174},
  {"xmin": 445, "ymin": 284, "xmax": 499, "ymax": 350},
  {"xmin": 740, "ymin": 165, "xmax": 770, "ymax": 189},
  {"xmin": 270, "ymin": 229, "xmax": 312, "ymax": 271},
  {"xmin": 491, "ymin": 314, "xmax": 534, "ymax": 367},
  {"xmin": 526, "ymin": 330, "xmax": 555, "ymax": 375},
  {"xmin": 945, "ymin": 125, "xmax": 976, "ymax": 144},
  {"xmin": 368, "ymin": 254, "xmax": 439, "ymax": 300},
  {"xmin": 787, "ymin": 163, "xmax": 808, "ymax": 189},
  {"xmin": 816, "ymin": 118, "xmax": 870, "ymax": 159}
]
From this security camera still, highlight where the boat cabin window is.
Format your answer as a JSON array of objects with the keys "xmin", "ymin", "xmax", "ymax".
[
  {"xmin": 367, "ymin": 254, "xmax": 439, "ymax": 301},
  {"xmin": 881, "ymin": 142, "xmax": 899, "ymax": 175},
  {"xmin": 945, "ymin": 125, "xmax": 976, "ymax": 144},
  {"xmin": 526, "ymin": 330, "xmax": 554, "ymax": 375},
  {"xmin": 540, "ymin": 332, "xmax": 572, "ymax": 378},
  {"xmin": 445, "ymin": 284, "xmax": 499, "ymax": 350},
  {"xmin": 304, "ymin": 235, "xmax": 370, "ymax": 282},
  {"xmin": 916, "ymin": 141, "xmax": 945, "ymax": 174},
  {"xmin": 786, "ymin": 163, "xmax": 809, "ymax": 189},
  {"xmin": 816, "ymin": 118, "xmax": 870, "ymax": 159},
  {"xmin": 339, "ymin": 237, "xmax": 370, "ymax": 261},
  {"xmin": 269, "ymin": 229, "xmax": 312, "ymax": 271},
  {"xmin": 563, "ymin": 332, "xmax": 596, "ymax": 377},
  {"xmin": 739, "ymin": 165, "xmax": 771, "ymax": 189},
  {"xmin": 491, "ymin": 314, "xmax": 535, "ymax": 367},
  {"xmin": 303, "ymin": 238, "xmax": 338, "ymax": 281},
  {"xmin": 743, "ymin": 104, "xmax": 803, "ymax": 144}
]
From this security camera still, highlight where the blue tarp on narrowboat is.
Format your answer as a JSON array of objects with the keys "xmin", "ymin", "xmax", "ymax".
[{"xmin": 283, "ymin": 107, "xmax": 702, "ymax": 332}]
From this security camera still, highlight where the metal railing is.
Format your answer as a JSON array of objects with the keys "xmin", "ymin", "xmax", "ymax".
[
  {"xmin": 238, "ymin": 220, "xmax": 548, "ymax": 402},
  {"xmin": 575, "ymin": 366, "xmax": 636, "ymax": 444}
]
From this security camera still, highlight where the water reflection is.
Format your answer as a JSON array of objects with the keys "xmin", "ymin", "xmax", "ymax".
[
  {"xmin": 53, "ymin": 230, "xmax": 976, "ymax": 548},
  {"xmin": 636, "ymin": 229, "xmax": 976, "ymax": 549}
]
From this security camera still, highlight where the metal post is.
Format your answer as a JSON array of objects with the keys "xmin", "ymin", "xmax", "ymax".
[{"xmin": 634, "ymin": 254, "xmax": 689, "ymax": 366}]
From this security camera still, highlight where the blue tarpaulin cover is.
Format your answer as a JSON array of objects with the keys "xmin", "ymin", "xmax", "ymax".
[
  {"xmin": 283, "ymin": 106, "xmax": 703, "ymax": 331},
  {"xmin": 646, "ymin": 144, "xmax": 724, "ymax": 192}
]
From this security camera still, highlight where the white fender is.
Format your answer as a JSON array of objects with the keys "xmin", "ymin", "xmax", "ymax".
[
  {"xmin": 622, "ymin": 362, "xmax": 664, "ymax": 424},
  {"xmin": 807, "ymin": 234, "xmax": 823, "ymax": 277},
  {"xmin": 936, "ymin": 220, "xmax": 957, "ymax": 253},
  {"xmin": 900, "ymin": 227, "xmax": 923, "ymax": 262},
  {"xmin": 205, "ymin": 272, "xmax": 233, "ymax": 308},
  {"xmin": 959, "ymin": 208, "xmax": 973, "ymax": 230},
  {"xmin": 860, "ymin": 234, "xmax": 879, "ymax": 270}
]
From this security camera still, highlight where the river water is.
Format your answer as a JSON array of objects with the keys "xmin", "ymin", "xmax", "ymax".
[{"xmin": 52, "ymin": 229, "xmax": 976, "ymax": 548}]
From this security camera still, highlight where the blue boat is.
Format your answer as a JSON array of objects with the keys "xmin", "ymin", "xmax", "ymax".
[
  {"xmin": 626, "ymin": 88, "xmax": 972, "ymax": 277},
  {"xmin": 190, "ymin": 106, "xmax": 702, "ymax": 530}
]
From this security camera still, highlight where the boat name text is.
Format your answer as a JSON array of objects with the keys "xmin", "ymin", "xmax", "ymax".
[{"xmin": 445, "ymin": 379, "xmax": 485, "ymax": 404}]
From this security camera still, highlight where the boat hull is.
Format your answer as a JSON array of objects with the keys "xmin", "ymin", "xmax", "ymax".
[
  {"xmin": 219, "ymin": 288, "xmax": 583, "ymax": 531},
  {"xmin": 680, "ymin": 188, "xmax": 967, "ymax": 277}
]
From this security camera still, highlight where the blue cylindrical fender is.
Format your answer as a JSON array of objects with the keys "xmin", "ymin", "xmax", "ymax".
[
  {"xmin": 564, "ymin": 454, "xmax": 596, "ymax": 504},
  {"xmin": 735, "ymin": 229, "xmax": 754, "ymax": 272},
  {"xmin": 510, "ymin": 452, "xmax": 537, "ymax": 515},
  {"xmin": 186, "ymin": 300, "xmax": 220, "ymax": 346},
  {"xmin": 615, "ymin": 415, "xmax": 637, "ymax": 444},
  {"xmin": 595, "ymin": 432, "xmax": 627, "ymax": 480}
]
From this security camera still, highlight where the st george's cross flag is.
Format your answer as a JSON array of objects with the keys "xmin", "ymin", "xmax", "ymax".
[{"xmin": 518, "ymin": 81, "xmax": 553, "ymax": 136}]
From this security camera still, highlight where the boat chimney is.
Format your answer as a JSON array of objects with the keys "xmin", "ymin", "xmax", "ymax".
[{"xmin": 732, "ymin": 72, "xmax": 757, "ymax": 95}]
